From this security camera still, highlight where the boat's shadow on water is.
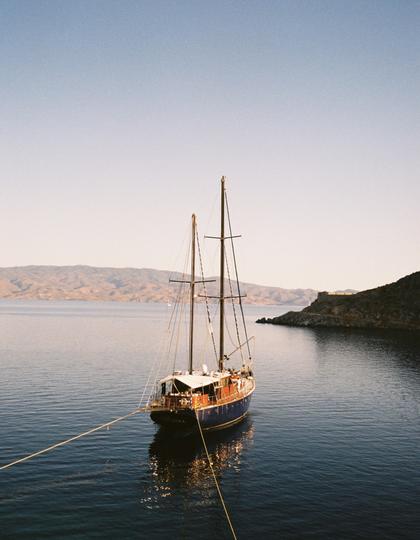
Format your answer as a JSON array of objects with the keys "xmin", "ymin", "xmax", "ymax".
[{"xmin": 147, "ymin": 417, "xmax": 255, "ymax": 489}]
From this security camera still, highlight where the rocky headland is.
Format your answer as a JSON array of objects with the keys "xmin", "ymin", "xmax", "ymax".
[{"xmin": 256, "ymin": 272, "xmax": 420, "ymax": 331}]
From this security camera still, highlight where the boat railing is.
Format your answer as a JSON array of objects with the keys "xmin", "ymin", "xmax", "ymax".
[
  {"xmin": 150, "ymin": 378, "xmax": 254, "ymax": 410},
  {"xmin": 194, "ymin": 379, "xmax": 253, "ymax": 408}
]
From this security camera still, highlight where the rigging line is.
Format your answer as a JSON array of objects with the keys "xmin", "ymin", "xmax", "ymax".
[
  {"xmin": 0, "ymin": 409, "xmax": 144, "ymax": 471},
  {"xmin": 225, "ymin": 249, "xmax": 244, "ymax": 364},
  {"xmin": 196, "ymin": 227, "xmax": 218, "ymax": 363},
  {"xmin": 209, "ymin": 301, "xmax": 221, "ymax": 371},
  {"xmin": 225, "ymin": 192, "xmax": 252, "ymax": 360},
  {"xmin": 145, "ymin": 244, "xmax": 190, "ymax": 407},
  {"xmin": 139, "ymin": 280, "xmax": 185, "ymax": 408},
  {"xmin": 144, "ymin": 301, "xmax": 180, "ymax": 403},
  {"xmin": 170, "ymin": 242, "xmax": 191, "ymax": 376},
  {"xmin": 195, "ymin": 411, "xmax": 238, "ymax": 540},
  {"xmin": 199, "ymin": 312, "xmax": 212, "ymax": 369},
  {"xmin": 169, "ymin": 281, "xmax": 186, "ymax": 374},
  {"xmin": 227, "ymin": 336, "xmax": 255, "ymax": 359},
  {"xmin": 168, "ymin": 280, "xmax": 187, "ymax": 378},
  {"xmin": 203, "ymin": 190, "xmax": 219, "ymax": 238},
  {"xmin": 179, "ymin": 239, "xmax": 191, "ymax": 374},
  {"xmin": 165, "ymin": 241, "xmax": 191, "ymax": 379},
  {"xmin": 168, "ymin": 219, "xmax": 192, "ymax": 284},
  {"xmin": 183, "ymin": 284, "xmax": 190, "ymax": 369},
  {"xmin": 146, "ymin": 278, "xmax": 184, "ymax": 406},
  {"xmin": 225, "ymin": 315, "xmax": 237, "ymax": 350},
  {"xmin": 164, "ymin": 210, "xmax": 197, "ymax": 379},
  {"xmin": 166, "ymin": 280, "xmax": 183, "ymax": 331},
  {"xmin": 150, "ymin": 290, "xmax": 181, "ymax": 405},
  {"xmin": 138, "ymin": 315, "xmax": 172, "ymax": 408},
  {"xmin": 168, "ymin": 233, "xmax": 191, "ymax": 334}
]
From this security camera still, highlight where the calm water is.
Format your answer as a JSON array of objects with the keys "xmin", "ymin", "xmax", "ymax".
[{"xmin": 1, "ymin": 301, "xmax": 420, "ymax": 539}]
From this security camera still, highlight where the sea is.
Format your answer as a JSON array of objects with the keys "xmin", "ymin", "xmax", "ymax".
[{"xmin": 0, "ymin": 300, "xmax": 419, "ymax": 539}]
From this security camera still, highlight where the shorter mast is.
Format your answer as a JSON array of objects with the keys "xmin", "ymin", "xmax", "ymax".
[{"xmin": 189, "ymin": 214, "xmax": 196, "ymax": 374}]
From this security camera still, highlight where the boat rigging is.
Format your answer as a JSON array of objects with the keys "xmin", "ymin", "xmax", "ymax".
[{"xmin": 148, "ymin": 176, "xmax": 255, "ymax": 431}]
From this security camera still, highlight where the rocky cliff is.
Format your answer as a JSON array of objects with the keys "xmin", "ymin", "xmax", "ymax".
[{"xmin": 256, "ymin": 272, "xmax": 420, "ymax": 331}]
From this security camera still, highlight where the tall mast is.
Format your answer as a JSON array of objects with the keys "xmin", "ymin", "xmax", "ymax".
[
  {"xmin": 219, "ymin": 177, "xmax": 225, "ymax": 372},
  {"xmin": 189, "ymin": 213, "xmax": 196, "ymax": 374}
]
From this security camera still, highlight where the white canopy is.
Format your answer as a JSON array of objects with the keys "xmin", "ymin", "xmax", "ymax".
[{"xmin": 160, "ymin": 374, "xmax": 220, "ymax": 389}]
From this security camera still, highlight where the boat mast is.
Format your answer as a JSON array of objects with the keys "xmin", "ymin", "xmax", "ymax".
[
  {"xmin": 219, "ymin": 177, "xmax": 225, "ymax": 372},
  {"xmin": 189, "ymin": 213, "xmax": 196, "ymax": 374}
]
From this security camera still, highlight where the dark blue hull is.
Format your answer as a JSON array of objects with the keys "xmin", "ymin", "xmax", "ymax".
[
  {"xmin": 196, "ymin": 392, "xmax": 253, "ymax": 430},
  {"xmin": 150, "ymin": 390, "xmax": 254, "ymax": 432}
]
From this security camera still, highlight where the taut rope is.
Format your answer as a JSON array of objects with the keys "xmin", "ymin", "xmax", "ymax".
[
  {"xmin": 0, "ymin": 408, "xmax": 144, "ymax": 471},
  {"xmin": 195, "ymin": 411, "xmax": 238, "ymax": 540}
]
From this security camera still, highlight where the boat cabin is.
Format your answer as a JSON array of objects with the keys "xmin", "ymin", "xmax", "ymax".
[{"xmin": 156, "ymin": 371, "xmax": 243, "ymax": 409}]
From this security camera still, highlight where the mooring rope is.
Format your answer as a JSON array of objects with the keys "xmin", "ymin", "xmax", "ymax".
[
  {"xmin": 2, "ymin": 406, "xmax": 239, "ymax": 540},
  {"xmin": 0, "ymin": 408, "xmax": 144, "ymax": 471},
  {"xmin": 195, "ymin": 411, "xmax": 238, "ymax": 540}
]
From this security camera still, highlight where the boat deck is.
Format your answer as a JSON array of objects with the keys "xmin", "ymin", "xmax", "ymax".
[{"xmin": 149, "ymin": 377, "xmax": 255, "ymax": 412}]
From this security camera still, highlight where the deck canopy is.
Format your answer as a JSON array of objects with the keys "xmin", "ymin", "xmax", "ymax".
[{"xmin": 160, "ymin": 374, "xmax": 220, "ymax": 389}]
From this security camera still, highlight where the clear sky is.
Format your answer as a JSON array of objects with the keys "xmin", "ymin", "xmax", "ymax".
[{"xmin": 1, "ymin": 0, "xmax": 419, "ymax": 291}]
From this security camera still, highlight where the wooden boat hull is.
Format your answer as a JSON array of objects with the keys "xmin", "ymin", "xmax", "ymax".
[{"xmin": 150, "ymin": 387, "xmax": 254, "ymax": 432}]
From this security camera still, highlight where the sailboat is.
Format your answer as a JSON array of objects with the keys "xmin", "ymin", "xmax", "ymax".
[{"xmin": 148, "ymin": 177, "xmax": 255, "ymax": 431}]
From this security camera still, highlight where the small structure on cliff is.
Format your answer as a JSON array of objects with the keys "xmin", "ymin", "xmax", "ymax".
[{"xmin": 317, "ymin": 291, "xmax": 355, "ymax": 299}]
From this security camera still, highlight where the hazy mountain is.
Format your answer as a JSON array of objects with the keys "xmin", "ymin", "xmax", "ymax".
[
  {"xmin": 257, "ymin": 271, "xmax": 420, "ymax": 330},
  {"xmin": 0, "ymin": 265, "xmax": 318, "ymax": 306}
]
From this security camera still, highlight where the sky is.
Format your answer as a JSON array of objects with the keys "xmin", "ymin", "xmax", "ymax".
[{"xmin": 1, "ymin": 0, "xmax": 419, "ymax": 291}]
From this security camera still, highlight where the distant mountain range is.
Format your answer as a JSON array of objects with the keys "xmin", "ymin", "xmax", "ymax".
[
  {"xmin": 0, "ymin": 265, "xmax": 319, "ymax": 306},
  {"xmin": 257, "ymin": 271, "xmax": 420, "ymax": 330}
]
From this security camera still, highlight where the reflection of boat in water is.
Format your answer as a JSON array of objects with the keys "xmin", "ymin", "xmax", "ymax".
[
  {"xmin": 148, "ymin": 177, "xmax": 255, "ymax": 432},
  {"xmin": 147, "ymin": 418, "xmax": 255, "ymax": 491}
]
